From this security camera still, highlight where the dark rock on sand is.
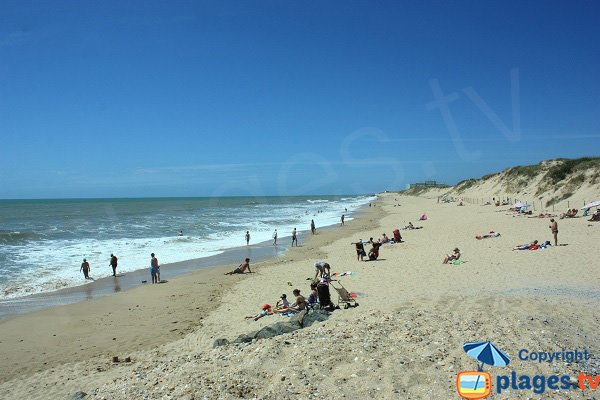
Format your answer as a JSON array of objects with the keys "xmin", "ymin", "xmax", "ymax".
[{"xmin": 213, "ymin": 309, "xmax": 331, "ymax": 347}]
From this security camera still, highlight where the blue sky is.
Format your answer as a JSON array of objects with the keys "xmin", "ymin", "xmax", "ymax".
[{"xmin": 1, "ymin": 1, "xmax": 598, "ymax": 198}]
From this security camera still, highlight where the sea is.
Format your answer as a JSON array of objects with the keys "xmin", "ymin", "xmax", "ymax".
[{"xmin": 0, "ymin": 195, "xmax": 375, "ymax": 299}]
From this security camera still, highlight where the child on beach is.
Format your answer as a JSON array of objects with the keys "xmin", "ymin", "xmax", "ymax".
[
  {"xmin": 307, "ymin": 283, "xmax": 319, "ymax": 306},
  {"xmin": 245, "ymin": 304, "xmax": 273, "ymax": 321},
  {"xmin": 276, "ymin": 294, "xmax": 290, "ymax": 310}
]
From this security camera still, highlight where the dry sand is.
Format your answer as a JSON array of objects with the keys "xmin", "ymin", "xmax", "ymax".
[{"xmin": 0, "ymin": 194, "xmax": 599, "ymax": 399}]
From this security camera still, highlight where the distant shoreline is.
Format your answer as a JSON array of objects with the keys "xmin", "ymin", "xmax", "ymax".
[{"xmin": 0, "ymin": 207, "xmax": 365, "ymax": 319}]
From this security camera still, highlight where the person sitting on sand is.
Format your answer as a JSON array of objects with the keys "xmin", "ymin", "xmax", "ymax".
[
  {"xmin": 307, "ymin": 283, "xmax": 319, "ymax": 306},
  {"xmin": 314, "ymin": 260, "xmax": 331, "ymax": 280},
  {"xmin": 513, "ymin": 240, "xmax": 539, "ymax": 251},
  {"xmin": 588, "ymin": 209, "xmax": 600, "ymax": 222},
  {"xmin": 381, "ymin": 233, "xmax": 390, "ymax": 243},
  {"xmin": 352, "ymin": 240, "xmax": 366, "ymax": 261},
  {"xmin": 225, "ymin": 258, "xmax": 252, "ymax": 275},
  {"xmin": 419, "ymin": 213, "xmax": 428, "ymax": 221},
  {"xmin": 284, "ymin": 289, "xmax": 307, "ymax": 312},
  {"xmin": 560, "ymin": 208, "xmax": 578, "ymax": 219},
  {"xmin": 442, "ymin": 248, "xmax": 461, "ymax": 264},
  {"xmin": 245, "ymin": 304, "xmax": 273, "ymax": 321},
  {"xmin": 276, "ymin": 294, "xmax": 290, "ymax": 310}
]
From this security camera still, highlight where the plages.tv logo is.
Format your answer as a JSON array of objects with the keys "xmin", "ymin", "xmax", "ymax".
[{"xmin": 457, "ymin": 341, "xmax": 511, "ymax": 399}]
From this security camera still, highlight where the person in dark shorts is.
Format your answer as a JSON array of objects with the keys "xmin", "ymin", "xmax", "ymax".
[
  {"xmin": 245, "ymin": 231, "xmax": 250, "ymax": 245},
  {"xmin": 352, "ymin": 240, "xmax": 365, "ymax": 261},
  {"xmin": 291, "ymin": 228, "xmax": 298, "ymax": 247},
  {"xmin": 109, "ymin": 253, "xmax": 118, "ymax": 276},
  {"xmin": 80, "ymin": 258, "xmax": 91, "ymax": 279},
  {"xmin": 225, "ymin": 258, "xmax": 252, "ymax": 275}
]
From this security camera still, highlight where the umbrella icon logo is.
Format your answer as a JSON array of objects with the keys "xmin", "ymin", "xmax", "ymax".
[{"xmin": 457, "ymin": 341, "xmax": 511, "ymax": 399}]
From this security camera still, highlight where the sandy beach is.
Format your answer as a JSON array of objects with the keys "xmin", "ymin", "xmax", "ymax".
[{"xmin": 1, "ymin": 193, "xmax": 599, "ymax": 399}]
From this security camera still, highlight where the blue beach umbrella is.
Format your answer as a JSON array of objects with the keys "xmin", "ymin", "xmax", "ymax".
[{"xmin": 463, "ymin": 341, "xmax": 511, "ymax": 369}]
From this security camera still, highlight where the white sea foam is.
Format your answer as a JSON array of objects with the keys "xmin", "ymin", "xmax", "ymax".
[{"xmin": 0, "ymin": 195, "xmax": 376, "ymax": 299}]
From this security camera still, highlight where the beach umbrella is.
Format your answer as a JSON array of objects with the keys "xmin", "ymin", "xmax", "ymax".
[
  {"xmin": 582, "ymin": 200, "xmax": 600, "ymax": 210},
  {"xmin": 463, "ymin": 341, "xmax": 511, "ymax": 369}
]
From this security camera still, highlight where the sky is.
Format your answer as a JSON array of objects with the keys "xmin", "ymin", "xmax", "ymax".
[{"xmin": 0, "ymin": 0, "xmax": 598, "ymax": 198}]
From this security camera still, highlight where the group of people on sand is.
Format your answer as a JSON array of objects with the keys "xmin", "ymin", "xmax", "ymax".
[
  {"xmin": 245, "ymin": 288, "xmax": 308, "ymax": 321},
  {"xmin": 244, "ymin": 260, "xmax": 336, "ymax": 321},
  {"xmin": 351, "ymin": 238, "xmax": 381, "ymax": 261}
]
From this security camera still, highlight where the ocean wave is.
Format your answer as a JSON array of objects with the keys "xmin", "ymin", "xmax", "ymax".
[
  {"xmin": 0, "ymin": 231, "xmax": 41, "ymax": 245},
  {"xmin": 306, "ymin": 199, "xmax": 329, "ymax": 203}
]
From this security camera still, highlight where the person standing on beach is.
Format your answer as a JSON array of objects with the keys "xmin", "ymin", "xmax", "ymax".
[
  {"xmin": 352, "ymin": 240, "xmax": 365, "ymax": 261},
  {"xmin": 272, "ymin": 229, "xmax": 278, "ymax": 245},
  {"xmin": 291, "ymin": 228, "xmax": 298, "ymax": 247},
  {"xmin": 245, "ymin": 231, "xmax": 250, "ymax": 245},
  {"xmin": 341, "ymin": 214, "xmax": 345, "ymax": 226},
  {"xmin": 80, "ymin": 258, "xmax": 90, "ymax": 279},
  {"xmin": 109, "ymin": 254, "xmax": 118, "ymax": 276},
  {"xmin": 310, "ymin": 219, "xmax": 316, "ymax": 235},
  {"xmin": 150, "ymin": 253, "xmax": 160, "ymax": 284},
  {"xmin": 549, "ymin": 219, "xmax": 558, "ymax": 246}
]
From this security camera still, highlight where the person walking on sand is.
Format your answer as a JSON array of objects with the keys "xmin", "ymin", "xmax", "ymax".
[
  {"xmin": 311, "ymin": 219, "xmax": 316, "ymax": 235},
  {"xmin": 272, "ymin": 229, "xmax": 278, "ymax": 245},
  {"xmin": 245, "ymin": 231, "xmax": 250, "ymax": 245},
  {"xmin": 341, "ymin": 214, "xmax": 345, "ymax": 226},
  {"xmin": 150, "ymin": 253, "xmax": 160, "ymax": 284},
  {"xmin": 291, "ymin": 228, "xmax": 298, "ymax": 247},
  {"xmin": 80, "ymin": 258, "xmax": 91, "ymax": 279},
  {"xmin": 109, "ymin": 253, "xmax": 118, "ymax": 276},
  {"xmin": 549, "ymin": 218, "xmax": 558, "ymax": 246}
]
